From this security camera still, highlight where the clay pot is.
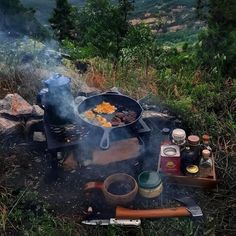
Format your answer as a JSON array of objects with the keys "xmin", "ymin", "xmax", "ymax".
[{"xmin": 84, "ymin": 173, "xmax": 138, "ymax": 205}]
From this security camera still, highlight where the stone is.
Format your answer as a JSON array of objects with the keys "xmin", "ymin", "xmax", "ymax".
[
  {"xmin": 32, "ymin": 105, "xmax": 44, "ymax": 117},
  {"xmin": 0, "ymin": 93, "xmax": 33, "ymax": 117},
  {"xmin": 0, "ymin": 117, "xmax": 23, "ymax": 134}
]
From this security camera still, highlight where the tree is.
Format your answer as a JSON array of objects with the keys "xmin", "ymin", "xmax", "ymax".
[
  {"xmin": 78, "ymin": 0, "xmax": 135, "ymax": 61},
  {"xmin": 0, "ymin": 0, "xmax": 48, "ymax": 39},
  {"xmin": 197, "ymin": 0, "xmax": 236, "ymax": 77},
  {"xmin": 121, "ymin": 24, "xmax": 156, "ymax": 76},
  {"xmin": 49, "ymin": 0, "xmax": 79, "ymax": 41}
]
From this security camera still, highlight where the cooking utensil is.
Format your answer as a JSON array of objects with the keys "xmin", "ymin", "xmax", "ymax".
[
  {"xmin": 77, "ymin": 92, "xmax": 143, "ymax": 149},
  {"xmin": 82, "ymin": 197, "xmax": 202, "ymax": 224},
  {"xmin": 115, "ymin": 196, "xmax": 203, "ymax": 219},
  {"xmin": 84, "ymin": 173, "xmax": 138, "ymax": 205},
  {"xmin": 82, "ymin": 218, "xmax": 141, "ymax": 226}
]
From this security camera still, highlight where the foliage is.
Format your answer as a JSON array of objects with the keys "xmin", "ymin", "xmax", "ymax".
[
  {"xmin": 77, "ymin": 0, "xmax": 135, "ymax": 61},
  {"xmin": 49, "ymin": 0, "xmax": 79, "ymax": 41},
  {"xmin": 197, "ymin": 0, "xmax": 236, "ymax": 77},
  {"xmin": 0, "ymin": 35, "xmax": 61, "ymax": 101},
  {"xmin": 0, "ymin": 0, "xmax": 48, "ymax": 39},
  {"xmin": 0, "ymin": 188, "xmax": 77, "ymax": 235}
]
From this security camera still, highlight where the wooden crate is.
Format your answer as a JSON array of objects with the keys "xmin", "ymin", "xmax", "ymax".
[{"xmin": 158, "ymin": 155, "xmax": 218, "ymax": 188}]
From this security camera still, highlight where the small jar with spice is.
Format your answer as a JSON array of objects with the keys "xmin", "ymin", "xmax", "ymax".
[
  {"xmin": 199, "ymin": 149, "xmax": 213, "ymax": 177},
  {"xmin": 180, "ymin": 146, "xmax": 195, "ymax": 175},
  {"xmin": 171, "ymin": 128, "xmax": 186, "ymax": 146},
  {"xmin": 202, "ymin": 134, "xmax": 212, "ymax": 154},
  {"xmin": 187, "ymin": 135, "xmax": 201, "ymax": 165}
]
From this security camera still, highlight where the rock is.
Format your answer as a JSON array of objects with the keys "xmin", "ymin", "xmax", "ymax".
[
  {"xmin": 0, "ymin": 93, "xmax": 33, "ymax": 117},
  {"xmin": 32, "ymin": 105, "xmax": 44, "ymax": 117},
  {"xmin": 0, "ymin": 117, "xmax": 23, "ymax": 134},
  {"xmin": 77, "ymin": 84, "xmax": 101, "ymax": 97}
]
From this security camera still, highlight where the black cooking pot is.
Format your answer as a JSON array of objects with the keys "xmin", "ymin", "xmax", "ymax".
[
  {"xmin": 38, "ymin": 73, "xmax": 76, "ymax": 125},
  {"xmin": 77, "ymin": 92, "xmax": 143, "ymax": 150}
]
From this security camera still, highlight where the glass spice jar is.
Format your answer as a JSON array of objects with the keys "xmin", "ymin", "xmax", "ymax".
[
  {"xmin": 180, "ymin": 146, "xmax": 195, "ymax": 175},
  {"xmin": 199, "ymin": 149, "xmax": 213, "ymax": 177},
  {"xmin": 187, "ymin": 135, "xmax": 201, "ymax": 165},
  {"xmin": 202, "ymin": 134, "xmax": 212, "ymax": 154},
  {"xmin": 172, "ymin": 128, "xmax": 186, "ymax": 146}
]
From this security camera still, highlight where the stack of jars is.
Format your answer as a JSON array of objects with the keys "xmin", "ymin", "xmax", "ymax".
[{"xmin": 169, "ymin": 129, "xmax": 213, "ymax": 177}]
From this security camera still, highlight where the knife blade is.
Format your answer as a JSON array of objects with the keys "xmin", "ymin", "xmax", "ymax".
[{"xmin": 82, "ymin": 218, "xmax": 141, "ymax": 226}]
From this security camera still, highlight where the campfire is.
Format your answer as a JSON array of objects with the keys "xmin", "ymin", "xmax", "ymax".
[{"xmin": 0, "ymin": 73, "xmax": 217, "ymax": 227}]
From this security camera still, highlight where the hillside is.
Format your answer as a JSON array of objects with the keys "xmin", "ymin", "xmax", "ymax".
[{"xmin": 21, "ymin": 0, "xmax": 201, "ymax": 44}]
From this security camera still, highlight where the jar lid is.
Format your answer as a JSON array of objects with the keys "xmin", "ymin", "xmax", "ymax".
[
  {"xmin": 202, "ymin": 149, "xmax": 210, "ymax": 158},
  {"xmin": 186, "ymin": 165, "xmax": 199, "ymax": 174},
  {"xmin": 163, "ymin": 146, "xmax": 177, "ymax": 156},
  {"xmin": 172, "ymin": 129, "xmax": 186, "ymax": 140},
  {"xmin": 138, "ymin": 171, "xmax": 162, "ymax": 189},
  {"xmin": 187, "ymin": 135, "xmax": 200, "ymax": 145},
  {"xmin": 202, "ymin": 134, "xmax": 210, "ymax": 142},
  {"xmin": 44, "ymin": 73, "xmax": 71, "ymax": 87}
]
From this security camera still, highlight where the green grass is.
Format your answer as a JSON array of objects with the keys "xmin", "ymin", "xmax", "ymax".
[{"xmin": 0, "ymin": 187, "xmax": 79, "ymax": 235}]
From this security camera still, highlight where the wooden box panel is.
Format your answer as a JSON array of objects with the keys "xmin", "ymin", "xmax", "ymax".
[{"xmin": 158, "ymin": 155, "xmax": 218, "ymax": 188}]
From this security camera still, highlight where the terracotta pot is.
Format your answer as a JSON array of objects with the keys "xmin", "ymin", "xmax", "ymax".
[{"xmin": 84, "ymin": 173, "xmax": 138, "ymax": 205}]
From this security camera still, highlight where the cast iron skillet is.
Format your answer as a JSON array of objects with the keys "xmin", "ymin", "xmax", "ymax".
[{"xmin": 77, "ymin": 92, "xmax": 143, "ymax": 149}]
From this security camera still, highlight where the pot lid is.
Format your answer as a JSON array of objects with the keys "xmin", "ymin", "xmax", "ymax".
[
  {"xmin": 138, "ymin": 171, "xmax": 162, "ymax": 189},
  {"xmin": 44, "ymin": 73, "xmax": 71, "ymax": 87}
]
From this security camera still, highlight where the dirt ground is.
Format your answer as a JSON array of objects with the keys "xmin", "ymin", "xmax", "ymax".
[{"xmin": 0, "ymin": 130, "xmax": 235, "ymax": 236}]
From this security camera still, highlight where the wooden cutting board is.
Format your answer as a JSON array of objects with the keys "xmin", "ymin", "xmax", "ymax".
[{"xmin": 92, "ymin": 137, "xmax": 141, "ymax": 165}]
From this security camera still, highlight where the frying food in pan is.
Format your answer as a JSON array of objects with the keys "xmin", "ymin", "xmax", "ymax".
[
  {"xmin": 93, "ymin": 101, "xmax": 117, "ymax": 114},
  {"xmin": 82, "ymin": 101, "xmax": 137, "ymax": 128}
]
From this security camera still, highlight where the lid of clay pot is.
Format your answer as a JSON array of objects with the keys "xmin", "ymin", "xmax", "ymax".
[
  {"xmin": 187, "ymin": 135, "xmax": 200, "ymax": 145},
  {"xmin": 138, "ymin": 171, "xmax": 162, "ymax": 189}
]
